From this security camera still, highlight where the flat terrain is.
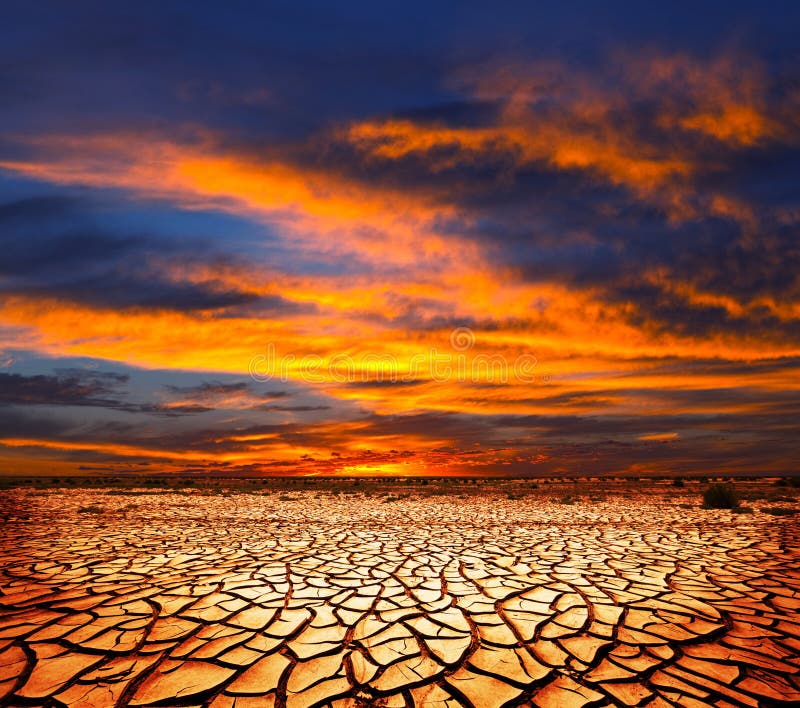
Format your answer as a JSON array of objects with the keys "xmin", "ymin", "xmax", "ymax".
[{"xmin": 0, "ymin": 478, "xmax": 798, "ymax": 707}]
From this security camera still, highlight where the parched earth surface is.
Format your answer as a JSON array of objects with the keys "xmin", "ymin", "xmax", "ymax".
[{"xmin": 0, "ymin": 480, "xmax": 799, "ymax": 707}]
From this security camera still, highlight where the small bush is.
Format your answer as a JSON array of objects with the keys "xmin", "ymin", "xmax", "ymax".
[
  {"xmin": 702, "ymin": 483, "xmax": 739, "ymax": 509},
  {"xmin": 672, "ymin": 478, "xmax": 685, "ymax": 488},
  {"xmin": 761, "ymin": 507, "xmax": 797, "ymax": 516},
  {"xmin": 77, "ymin": 505, "xmax": 105, "ymax": 514}
]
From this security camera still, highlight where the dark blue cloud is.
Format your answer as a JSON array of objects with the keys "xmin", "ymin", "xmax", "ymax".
[
  {"xmin": 2, "ymin": 1, "xmax": 798, "ymax": 138},
  {"xmin": 0, "ymin": 194, "xmax": 310, "ymax": 313},
  {"xmin": 0, "ymin": 370, "xmax": 216, "ymax": 416}
]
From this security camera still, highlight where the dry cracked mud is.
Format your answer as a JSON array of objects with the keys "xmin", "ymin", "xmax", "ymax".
[{"xmin": 0, "ymin": 480, "xmax": 799, "ymax": 707}]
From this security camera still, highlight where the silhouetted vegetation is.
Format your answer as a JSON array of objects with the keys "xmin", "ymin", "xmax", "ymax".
[
  {"xmin": 761, "ymin": 507, "xmax": 797, "ymax": 516},
  {"xmin": 702, "ymin": 483, "xmax": 739, "ymax": 509},
  {"xmin": 77, "ymin": 505, "xmax": 105, "ymax": 514}
]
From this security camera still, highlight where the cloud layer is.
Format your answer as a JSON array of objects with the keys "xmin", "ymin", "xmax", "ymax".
[{"xmin": 1, "ymin": 4, "xmax": 799, "ymax": 475}]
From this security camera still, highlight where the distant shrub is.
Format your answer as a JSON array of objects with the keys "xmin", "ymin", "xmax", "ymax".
[
  {"xmin": 774, "ymin": 478, "xmax": 789, "ymax": 487},
  {"xmin": 702, "ymin": 483, "xmax": 739, "ymax": 509},
  {"xmin": 761, "ymin": 507, "xmax": 797, "ymax": 516},
  {"xmin": 77, "ymin": 505, "xmax": 105, "ymax": 514},
  {"xmin": 789, "ymin": 476, "xmax": 800, "ymax": 488},
  {"xmin": 672, "ymin": 478, "xmax": 685, "ymax": 488}
]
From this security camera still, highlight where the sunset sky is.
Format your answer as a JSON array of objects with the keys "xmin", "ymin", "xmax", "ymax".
[{"xmin": 1, "ymin": 1, "xmax": 799, "ymax": 476}]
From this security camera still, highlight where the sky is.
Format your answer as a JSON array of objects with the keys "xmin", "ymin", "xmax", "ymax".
[{"xmin": 1, "ymin": 1, "xmax": 799, "ymax": 477}]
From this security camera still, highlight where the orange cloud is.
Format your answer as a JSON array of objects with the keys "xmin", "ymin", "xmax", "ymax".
[{"xmin": 0, "ymin": 131, "xmax": 462, "ymax": 269}]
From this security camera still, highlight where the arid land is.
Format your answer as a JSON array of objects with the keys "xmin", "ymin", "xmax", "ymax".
[{"xmin": 0, "ymin": 477, "xmax": 798, "ymax": 707}]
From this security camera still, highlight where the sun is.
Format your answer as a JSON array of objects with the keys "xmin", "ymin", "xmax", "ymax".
[{"xmin": 337, "ymin": 460, "xmax": 430, "ymax": 476}]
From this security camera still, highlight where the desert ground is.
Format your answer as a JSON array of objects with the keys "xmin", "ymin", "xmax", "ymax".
[{"xmin": 0, "ymin": 477, "xmax": 798, "ymax": 707}]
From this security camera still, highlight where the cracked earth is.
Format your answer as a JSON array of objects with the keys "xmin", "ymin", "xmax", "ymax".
[{"xmin": 0, "ymin": 481, "xmax": 799, "ymax": 707}]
